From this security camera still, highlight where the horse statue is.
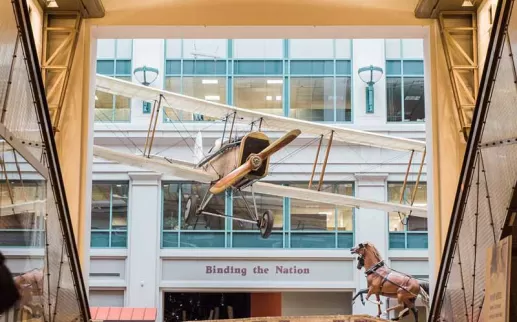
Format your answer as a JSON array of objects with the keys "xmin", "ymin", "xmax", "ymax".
[{"xmin": 350, "ymin": 242, "xmax": 429, "ymax": 322}]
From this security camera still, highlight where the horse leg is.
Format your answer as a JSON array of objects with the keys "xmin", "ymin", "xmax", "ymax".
[
  {"xmin": 388, "ymin": 294, "xmax": 408, "ymax": 321},
  {"xmin": 408, "ymin": 297, "xmax": 418, "ymax": 322},
  {"xmin": 365, "ymin": 288, "xmax": 382, "ymax": 305},
  {"xmin": 375, "ymin": 294, "xmax": 382, "ymax": 318}
]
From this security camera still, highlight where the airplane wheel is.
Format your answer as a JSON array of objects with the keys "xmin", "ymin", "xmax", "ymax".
[
  {"xmin": 184, "ymin": 196, "xmax": 199, "ymax": 225},
  {"xmin": 259, "ymin": 210, "xmax": 274, "ymax": 239}
]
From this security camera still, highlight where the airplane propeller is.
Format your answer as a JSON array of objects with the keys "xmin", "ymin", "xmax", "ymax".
[{"xmin": 209, "ymin": 129, "xmax": 301, "ymax": 194}]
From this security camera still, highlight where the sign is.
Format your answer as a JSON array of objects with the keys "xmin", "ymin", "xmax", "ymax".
[
  {"xmin": 482, "ymin": 235, "xmax": 512, "ymax": 322},
  {"xmin": 162, "ymin": 259, "xmax": 354, "ymax": 285}
]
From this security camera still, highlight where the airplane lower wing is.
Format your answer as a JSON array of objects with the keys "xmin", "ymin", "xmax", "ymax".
[
  {"xmin": 93, "ymin": 145, "xmax": 217, "ymax": 183},
  {"xmin": 93, "ymin": 146, "xmax": 426, "ymax": 217},
  {"xmin": 244, "ymin": 182, "xmax": 427, "ymax": 218}
]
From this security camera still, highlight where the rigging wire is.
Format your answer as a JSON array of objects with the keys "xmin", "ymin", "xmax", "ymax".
[{"xmin": 95, "ymin": 109, "xmax": 144, "ymax": 154}]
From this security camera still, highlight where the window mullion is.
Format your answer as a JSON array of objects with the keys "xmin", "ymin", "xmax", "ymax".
[
  {"xmin": 109, "ymin": 184, "xmax": 113, "ymax": 247},
  {"xmin": 178, "ymin": 184, "xmax": 182, "ymax": 247}
]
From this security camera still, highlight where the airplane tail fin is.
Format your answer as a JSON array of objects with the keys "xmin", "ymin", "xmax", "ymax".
[{"xmin": 194, "ymin": 131, "xmax": 204, "ymax": 163}]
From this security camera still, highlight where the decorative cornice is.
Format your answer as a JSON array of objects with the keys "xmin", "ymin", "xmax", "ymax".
[
  {"xmin": 128, "ymin": 172, "xmax": 162, "ymax": 185},
  {"xmin": 354, "ymin": 173, "xmax": 389, "ymax": 186}
]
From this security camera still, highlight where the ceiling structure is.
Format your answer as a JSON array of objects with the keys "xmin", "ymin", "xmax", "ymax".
[
  {"xmin": 37, "ymin": 0, "xmax": 105, "ymax": 18},
  {"xmin": 415, "ymin": 0, "xmax": 479, "ymax": 18}
]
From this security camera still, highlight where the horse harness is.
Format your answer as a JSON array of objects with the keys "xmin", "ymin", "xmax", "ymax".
[{"xmin": 364, "ymin": 259, "xmax": 418, "ymax": 298}]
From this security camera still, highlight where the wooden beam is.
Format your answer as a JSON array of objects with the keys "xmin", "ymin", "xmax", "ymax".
[{"xmin": 317, "ymin": 131, "xmax": 334, "ymax": 192}]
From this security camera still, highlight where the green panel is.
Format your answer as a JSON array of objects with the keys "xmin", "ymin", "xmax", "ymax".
[
  {"xmin": 337, "ymin": 232, "xmax": 354, "ymax": 249},
  {"xmin": 180, "ymin": 232, "xmax": 225, "ymax": 248},
  {"xmin": 90, "ymin": 231, "xmax": 110, "ymax": 248},
  {"xmin": 232, "ymin": 232, "xmax": 283, "ymax": 248},
  {"xmin": 290, "ymin": 232, "xmax": 336, "ymax": 248},
  {"xmin": 182, "ymin": 60, "xmax": 227, "ymax": 75},
  {"xmin": 162, "ymin": 232, "xmax": 179, "ymax": 248},
  {"xmin": 115, "ymin": 60, "xmax": 132, "ymax": 75},
  {"xmin": 233, "ymin": 60, "xmax": 283, "ymax": 75},
  {"xmin": 97, "ymin": 60, "xmax": 115, "ymax": 75},
  {"xmin": 403, "ymin": 60, "xmax": 424, "ymax": 75},
  {"xmin": 110, "ymin": 231, "xmax": 128, "ymax": 248},
  {"xmin": 290, "ymin": 60, "xmax": 334, "ymax": 75},
  {"xmin": 165, "ymin": 60, "xmax": 182, "ymax": 75},
  {"xmin": 407, "ymin": 233, "xmax": 428, "ymax": 249},
  {"xmin": 335, "ymin": 60, "xmax": 352, "ymax": 75},
  {"xmin": 386, "ymin": 60, "xmax": 402, "ymax": 75},
  {"xmin": 389, "ymin": 232, "xmax": 406, "ymax": 249}
]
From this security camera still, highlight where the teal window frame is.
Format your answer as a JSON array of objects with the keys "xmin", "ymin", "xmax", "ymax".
[
  {"xmin": 95, "ymin": 39, "xmax": 133, "ymax": 123},
  {"xmin": 162, "ymin": 39, "xmax": 353, "ymax": 123},
  {"xmin": 161, "ymin": 181, "xmax": 355, "ymax": 249},
  {"xmin": 90, "ymin": 181, "xmax": 130, "ymax": 248},
  {"xmin": 387, "ymin": 181, "xmax": 428, "ymax": 250},
  {"xmin": 0, "ymin": 180, "xmax": 46, "ymax": 248},
  {"xmin": 385, "ymin": 40, "xmax": 425, "ymax": 123}
]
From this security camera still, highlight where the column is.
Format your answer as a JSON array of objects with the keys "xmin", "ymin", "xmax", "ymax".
[
  {"xmin": 126, "ymin": 172, "xmax": 162, "ymax": 307},
  {"xmin": 352, "ymin": 173, "xmax": 389, "ymax": 316}
]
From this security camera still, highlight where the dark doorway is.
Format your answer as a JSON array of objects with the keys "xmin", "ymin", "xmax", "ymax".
[{"xmin": 163, "ymin": 292, "xmax": 251, "ymax": 321}]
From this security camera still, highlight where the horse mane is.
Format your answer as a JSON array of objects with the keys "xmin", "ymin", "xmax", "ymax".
[{"xmin": 364, "ymin": 242, "xmax": 383, "ymax": 261}]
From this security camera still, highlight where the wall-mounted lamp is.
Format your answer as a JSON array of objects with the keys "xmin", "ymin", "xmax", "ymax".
[
  {"xmin": 358, "ymin": 65, "xmax": 383, "ymax": 114},
  {"xmin": 133, "ymin": 65, "xmax": 159, "ymax": 113}
]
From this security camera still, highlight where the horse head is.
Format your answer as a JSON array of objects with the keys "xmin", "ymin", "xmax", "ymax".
[{"xmin": 351, "ymin": 242, "xmax": 382, "ymax": 263}]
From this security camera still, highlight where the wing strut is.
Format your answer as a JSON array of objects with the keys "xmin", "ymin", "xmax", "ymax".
[
  {"xmin": 143, "ymin": 94, "xmax": 163, "ymax": 157},
  {"xmin": 398, "ymin": 148, "xmax": 427, "ymax": 222},
  {"xmin": 317, "ymin": 130, "xmax": 334, "ymax": 191},
  {"xmin": 308, "ymin": 134, "xmax": 324, "ymax": 189}
]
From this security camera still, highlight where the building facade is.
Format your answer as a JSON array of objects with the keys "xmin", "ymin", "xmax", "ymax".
[{"xmin": 89, "ymin": 38, "xmax": 429, "ymax": 320}]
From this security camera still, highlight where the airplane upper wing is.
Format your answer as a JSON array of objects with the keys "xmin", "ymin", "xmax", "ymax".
[
  {"xmin": 93, "ymin": 146, "xmax": 427, "ymax": 217},
  {"xmin": 96, "ymin": 75, "xmax": 426, "ymax": 153}
]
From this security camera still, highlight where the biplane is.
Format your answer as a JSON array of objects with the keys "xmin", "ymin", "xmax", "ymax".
[{"xmin": 94, "ymin": 75, "xmax": 428, "ymax": 239}]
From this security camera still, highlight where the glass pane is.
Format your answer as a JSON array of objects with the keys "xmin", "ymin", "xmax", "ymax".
[
  {"xmin": 389, "ymin": 212, "xmax": 406, "ymax": 232},
  {"xmin": 180, "ymin": 183, "xmax": 225, "ymax": 230},
  {"xmin": 234, "ymin": 78, "xmax": 283, "ymax": 116},
  {"xmin": 234, "ymin": 60, "xmax": 282, "ymax": 75},
  {"xmin": 94, "ymin": 90, "xmax": 114, "ymax": 122},
  {"xmin": 115, "ymin": 60, "xmax": 132, "ymax": 75},
  {"xmin": 233, "ymin": 191, "xmax": 283, "ymax": 230},
  {"xmin": 290, "ymin": 39, "xmax": 334, "ymax": 59},
  {"xmin": 114, "ymin": 76, "xmax": 131, "ymax": 122},
  {"xmin": 111, "ymin": 231, "xmax": 127, "ymax": 247},
  {"xmin": 162, "ymin": 231, "xmax": 179, "ymax": 248},
  {"xmin": 180, "ymin": 77, "xmax": 226, "ymax": 121},
  {"xmin": 0, "ymin": 230, "xmax": 44, "ymax": 247},
  {"xmin": 182, "ymin": 60, "xmax": 226, "ymax": 75},
  {"xmin": 290, "ymin": 77, "xmax": 334, "ymax": 122},
  {"xmin": 389, "ymin": 232, "xmax": 406, "ymax": 249},
  {"xmin": 91, "ymin": 183, "xmax": 111, "ymax": 230},
  {"xmin": 96, "ymin": 60, "xmax": 114, "ymax": 75},
  {"xmin": 182, "ymin": 39, "xmax": 228, "ymax": 59},
  {"xmin": 407, "ymin": 233, "xmax": 428, "ymax": 248},
  {"xmin": 91, "ymin": 231, "xmax": 110, "ymax": 247},
  {"xmin": 403, "ymin": 77, "xmax": 425, "ymax": 122},
  {"xmin": 336, "ymin": 60, "xmax": 351, "ymax": 75},
  {"xmin": 233, "ymin": 39, "xmax": 283, "ymax": 59},
  {"xmin": 115, "ymin": 39, "xmax": 133, "ymax": 59},
  {"xmin": 165, "ymin": 60, "xmax": 182, "ymax": 75},
  {"xmin": 386, "ymin": 77, "xmax": 402, "ymax": 122},
  {"xmin": 180, "ymin": 232, "xmax": 225, "ymax": 248},
  {"xmin": 290, "ymin": 198, "xmax": 335, "ymax": 231},
  {"xmin": 290, "ymin": 232, "xmax": 335, "ymax": 248},
  {"xmin": 97, "ymin": 39, "xmax": 116, "ymax": 59},
  {"xmin": 385, "ymin": 39, "xmax": 401, "ymax": 59},
  {"xmin": 402, "ymin": 39, "xmax": 424, "ymax": 59},
  {"xmin": 337, "ymin": 232, "xmax": 354, "ymax": 249},
  {"xmin": 335, "ymin": 40, "xmax": 351, "ymax": 59},
  {"xmin": 111, "ymin": 183, "xmax": 128, "ymax": 230},
  {"xmin": 163, "ymin": 183, "xmax": 180, "ymax": 230},
  {"xmin": 232, "ymin": 232, "xmax": 283, "ymax": 248},
  {"xmin": 403, "ymin": 61, "xmax": 424, "ymax": 75},
  {"xmin": 386, "ymin": 60, "xmax": 402, "ymax": 75},
  {"xmin": 335, "ymin": 77, "xmax": 352, "ymax": 122},
  {"xmin": 290, "ymin": 60, "xmax": 334, "ymax": 75},
  {"xmin": 387, "ymin": 182, "xmax": 427, "ymax": 232},
  {"xmin": 163, "ymin": 77, "xmax": 183, "ymax": 122}
]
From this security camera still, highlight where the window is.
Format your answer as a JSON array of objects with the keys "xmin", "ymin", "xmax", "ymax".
[
  {"xmin": 90, "ymin": 182, "xmax": 129, "ymax": 248},
  {"xmin": 0, "ymin": 181, "xmax": 45, "ymax": 247},
  {"xmin": 289, "ymin": 183, "xmax": 354, "ymax": 248},
  {"xmin": 161, "ymin": 181, "xmax": 355, "ymax": 249},
  {"xmin": 387, "ymin": 182, "xmax": 428, "ymax": 249},
  {"xmin": 232, "ymin": 191, "xmax": 284, "ymax": 248},
  {"xmin": 162, "ymin": 182, "xmax": 226, "ymax": 248},
  {"xmin": 95, "ymin": 39, "xmax": 133, "ymax": 122},
  {"xmin": 385, "ymin": 39, "xmax": 425, "ymax": 122},
  {"xmin": 234, "ymin": 78, "xmax": 283, "ymax": 116}
]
